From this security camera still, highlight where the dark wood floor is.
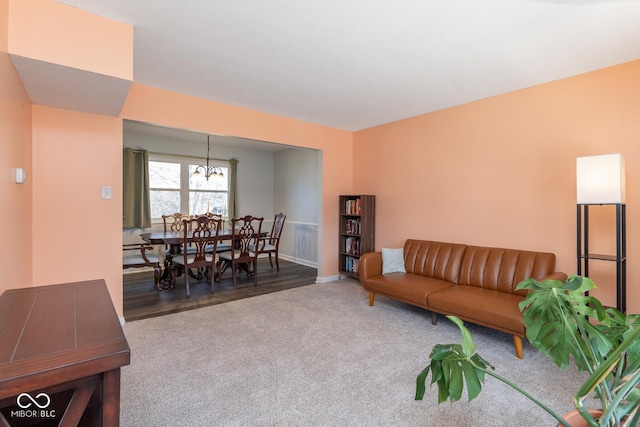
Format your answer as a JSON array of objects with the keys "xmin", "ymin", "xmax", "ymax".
[{"xmin": 123, "ymin": 258, "xmax": 318, "ymax": 322}]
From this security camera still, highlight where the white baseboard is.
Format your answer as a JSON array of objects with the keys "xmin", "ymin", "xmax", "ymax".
[
  {"xmin": 277, "ymin": 254, "xmax": 317, "ymax": 268},
  {"xmin": 315, "ymin": 274, "xmax": 341, "ymax": 283}
]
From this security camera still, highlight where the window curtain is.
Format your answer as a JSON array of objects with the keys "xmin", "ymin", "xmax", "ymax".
[
  {"xmin": 123, "ymin": 148, "xmax": 152, "ymax": 228},
  {"xmin": 229, "ymin": 158, "xmax": 238, "ymax": 218}
]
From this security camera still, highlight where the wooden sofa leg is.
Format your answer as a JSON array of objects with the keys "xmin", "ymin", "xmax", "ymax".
[
  {"xmin": 431, "ymin": 312, "xmax": 437, "ymax": 325},
  {"xmin": 513, "ymin": 336, "xmax": 523, "ymax": 359},
  {"xmin": 369, "ymin": 292, "xmax": 375, "ymax": 306}
]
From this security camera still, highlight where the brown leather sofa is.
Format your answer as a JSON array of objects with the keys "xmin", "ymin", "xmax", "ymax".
[{"xmin": 358, "ymin": 239, "xmax": 567, "ymax": 359}]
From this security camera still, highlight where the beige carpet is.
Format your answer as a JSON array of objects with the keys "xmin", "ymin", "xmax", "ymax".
[{"xmin": 120, "ymin": 279, "xmax": 589, "ymax": 426}]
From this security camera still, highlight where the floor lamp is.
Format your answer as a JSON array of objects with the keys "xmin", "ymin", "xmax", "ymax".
[{"xmin": 576, "ymin": 153, "xmax": 626, "ymax": 313}]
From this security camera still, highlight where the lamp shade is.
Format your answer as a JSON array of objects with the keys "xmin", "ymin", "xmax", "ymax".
[{"xmin": 576, "ymin": 153, "xmax": 625, "ymax": 204}]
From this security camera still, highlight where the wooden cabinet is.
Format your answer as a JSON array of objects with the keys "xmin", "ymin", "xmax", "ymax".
[
  {"xmin": 339, "ymin": 195, "xmax": 375, "ymax": 278},
  {"xmin": 0, "ymin": 280, "xmax": 130, "ymax": 426}
]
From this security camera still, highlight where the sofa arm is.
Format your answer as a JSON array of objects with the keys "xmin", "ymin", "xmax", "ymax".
[
  {"xmin": 358, "ymin": 251, "xmax": 382, "ymax": 283},
  {"xmin": 540, "ymin": 272, "xmax": 569, "ymax": 282}
]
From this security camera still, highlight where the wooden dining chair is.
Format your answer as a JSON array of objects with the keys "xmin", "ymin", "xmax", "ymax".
[
  {"xmin": 162, "ymin": 212, "xmax": 190, "ymax": 232},
  {"xmin": 169, "ymin": 215, "xmax": 222, "ymax": 296},
  {"xmin": 123, "ymin": 243, "xmax": 162, "ymax": 290},
  {"xmin": 199, "ymin": 213, "xmax": 232, "ymax": 254},
  {"xmin": 253, "ymin": 212, "xmax": 286, "ymax": 270},
  {"xmin": 161, "ymin": 212, "xmax": 195, "ymax": 270},
  {"xmin": 218, "ymin": 215, "xmax": 264, "ymax": 287}
]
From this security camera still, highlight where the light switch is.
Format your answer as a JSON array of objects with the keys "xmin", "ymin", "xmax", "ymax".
[{"xmin": 101, "ymin": 186, "xmax": 112, "ymax": 200}]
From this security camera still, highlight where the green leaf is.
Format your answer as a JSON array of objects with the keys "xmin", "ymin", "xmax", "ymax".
[
  {"xmin": 430, "ymin": 343, "xmax": 456, "ymax": 361},
  {"xmin": 446, "ymin": 359, "xmax": 464, "ymax": 401},
  {"xmin": 447, "ymin": 315, "xmax": 476, "ymax": 356},
  {"xmin": 461, "ymin": 360, "xmax": 483, "ymax": 401},
  {"xmin": 576, "ymin": 325, "xmax": 640, "ymax": 403},
  {"xmin": 415, "ymin": 316, "xmax": 490, "ymax": 404},
  {"xmin": 415, "ymin": 366, "xmax": 430, "ymax": 400},
  {"xmin": 518, "ymin": 275, "xmax": 609, "ymax": 372}
]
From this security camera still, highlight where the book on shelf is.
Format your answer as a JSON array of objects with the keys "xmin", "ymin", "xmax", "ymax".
[
  {"xmin": 344, "ymin": 236, "xmax": 360, "ymax": 255},
  {"xmin": 344, "ymin": 198, "xmax": 362, "ymax": 215},
  {"xmin": 344, "ymin": 256, "xmax": 359, "ymax": 273},
  {"xmin": 344, "ymin": 218, "xmax": 361, "ymax": 234}
]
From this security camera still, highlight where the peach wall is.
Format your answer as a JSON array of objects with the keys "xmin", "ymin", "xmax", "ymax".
[
  {"xmin": 31, "ymin": 106, "xmax": 123, "ymax": 312},
  {"xmin": 122, "ymin": 84, "xmax": 354, "ymax": 279},
  {"xmin": 0, "ymin": 0, "xmax": 33, "ymax": 293},
  {"xmin": 8, "ymin": 0, "xmax": 133, "ymax": 80},
  {"xmin": 353, "ymin": 60, "xmax": 640, "ymax": 313}
]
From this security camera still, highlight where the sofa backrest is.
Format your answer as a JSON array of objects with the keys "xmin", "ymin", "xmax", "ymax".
[
  {"xmin": 458, "ymin": 246, "xmax": 557, "ymax": 295},
  {"xmin": 404, "ymin": 240, "xmax": 467, "ymax": 284}
]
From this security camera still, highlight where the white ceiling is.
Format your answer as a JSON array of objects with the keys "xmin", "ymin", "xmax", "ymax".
[{"xmin": 52, "ymin": 1, "xmax": 640, "ymax": 131}]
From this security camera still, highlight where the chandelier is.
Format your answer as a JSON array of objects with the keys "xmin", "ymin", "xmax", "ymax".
[{"xmin": 193, "ymin": 135, "xmax": 224, "ymax": 181}]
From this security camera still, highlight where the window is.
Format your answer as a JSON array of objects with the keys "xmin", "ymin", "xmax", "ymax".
[
  {"xmin": 149, "ymin": 156, "xmax": 229, "ymax": 221},
  {"xmin": 188, "ymin": 164, "xmax": 229, "ymax": 216},
  {"xmin": 149, "ymin": 160, "xmax": 181, "ymax": 218}
]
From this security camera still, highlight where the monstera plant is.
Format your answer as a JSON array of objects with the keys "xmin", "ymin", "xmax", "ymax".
[{"xmin": 415, "ymin": 275, "xmax": 640, "ymax": 426}]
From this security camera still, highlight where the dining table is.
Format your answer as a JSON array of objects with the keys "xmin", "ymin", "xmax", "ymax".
[
  {"xmin": 140, "ymin": 229, "xmax": 266, "ymax": 287},
  {"xmin": 140, "ymin": 229, "xmax": 236, "ymax": 257}
]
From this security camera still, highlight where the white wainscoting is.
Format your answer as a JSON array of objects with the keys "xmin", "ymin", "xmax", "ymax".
[{"xmin": 277, "ymin": 220, "xmax": 318, "ymax": 268}]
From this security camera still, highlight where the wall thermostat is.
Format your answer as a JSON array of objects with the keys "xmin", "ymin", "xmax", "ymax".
[{"xmin": 15, "ymin": 168, "xmax": 26, "ymax": 184}]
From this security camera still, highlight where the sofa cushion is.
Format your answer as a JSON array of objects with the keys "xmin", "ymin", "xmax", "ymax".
[
  {"xmin": 404, "ymin": 240, "xmax": 467, "ymax": 284},
  {"xmin": 382, "ymin": 247, "xmax": 406, "ymax": 274},
  {"xmin": 458, "ymin": 246, "xmax": 556, "ymax": 296},
  {"xmin": 365, "ymin": 273, "xmax": 453, "ymax": 308},
  {"xmin": 428, "ymin": 286, "xmax": 526, "ymax": 336}
]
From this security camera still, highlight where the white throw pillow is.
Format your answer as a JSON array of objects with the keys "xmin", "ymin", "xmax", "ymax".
[{"xmin": 382, "ymin": 247, "xmax": 406, "ymax": 274}]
